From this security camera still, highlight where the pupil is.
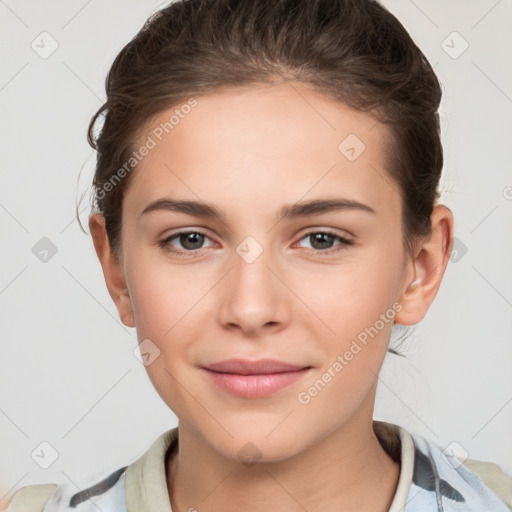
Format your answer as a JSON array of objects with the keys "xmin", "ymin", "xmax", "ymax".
[
  {"xmin": 182, "ymin": 233, "xmax": 203, "ymax": 250},
  {"xmin": 312, "ymin": 233, "xmax": 333, "ymax": 250}
]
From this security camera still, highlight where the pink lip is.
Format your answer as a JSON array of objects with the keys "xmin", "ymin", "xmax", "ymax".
[{"xmin": 202, "ymin": 358, "xmax": 311, "ymax": 399}]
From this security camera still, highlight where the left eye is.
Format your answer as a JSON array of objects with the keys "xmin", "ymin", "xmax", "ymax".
[{"xmin": 297, "ymin": 231, "xmax": 353, "ymax": 252}]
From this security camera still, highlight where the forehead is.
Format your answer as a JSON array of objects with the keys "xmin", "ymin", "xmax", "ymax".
[{"xmin": 125, "ymin": 81, "xmax": 399, "ymax": 221}]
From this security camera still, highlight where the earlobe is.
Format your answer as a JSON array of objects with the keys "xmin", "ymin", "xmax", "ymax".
[
  {"xmin": 118, "ymin": 289, "xmax": 135, "ymax": 328},
  {"xmin": 394, "ymin": 205, "xmax": 454, "ymax": 326},
  {"xmin": 89, "ymin": 213, "xmax": 135, "ymax": 328}
]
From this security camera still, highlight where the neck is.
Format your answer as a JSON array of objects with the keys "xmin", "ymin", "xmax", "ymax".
[{"xmin": 166, "ymin": 418, "xmax": 400, "ymax": 512}]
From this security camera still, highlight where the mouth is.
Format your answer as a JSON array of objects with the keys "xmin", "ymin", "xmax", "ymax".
[{"xmin": 201, "ymin": 358, "xmax": 312, "ymax": 399}]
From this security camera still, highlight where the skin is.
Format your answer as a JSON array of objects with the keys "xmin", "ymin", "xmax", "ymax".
[{"xmin": 90, "ymin": 80, "xmax": 454, "ymax": 512}]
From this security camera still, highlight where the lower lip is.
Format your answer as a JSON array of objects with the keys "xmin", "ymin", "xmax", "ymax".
[{"xmin": 202, "ymin": 368, "xmax": 310, "ymax": 399}]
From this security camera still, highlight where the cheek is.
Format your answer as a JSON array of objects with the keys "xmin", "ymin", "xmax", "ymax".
[
  {"xmin": 293, "ymin": 249, "xmax": 403, "ymax": 339},
  {"xmin": 126, "ymin": 261, "xmax": 199, "ymax": 413},
  {"xmin": 127, "ymin": 253, "xmax": 204, "ymax": 339}
]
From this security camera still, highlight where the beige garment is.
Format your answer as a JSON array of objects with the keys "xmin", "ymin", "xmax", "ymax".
[{"xmin": 3, "ymin": 422, "xmax": 511, "ymax": 511}]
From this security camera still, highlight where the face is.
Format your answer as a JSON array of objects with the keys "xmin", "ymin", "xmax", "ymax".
[{"xmin": 113, "ymin": 81, "xmax": 413, "ymax": 461}]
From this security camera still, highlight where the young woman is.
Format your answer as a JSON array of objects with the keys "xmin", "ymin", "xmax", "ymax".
[{"xmin": 4, "ymin": 0, "xmax": 511, "ymax": 511}]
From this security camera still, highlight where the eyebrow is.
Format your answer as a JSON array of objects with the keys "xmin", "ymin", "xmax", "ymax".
[{"xmin": 139, "ymin": 197, "xmax": 376, "ymax": 221}]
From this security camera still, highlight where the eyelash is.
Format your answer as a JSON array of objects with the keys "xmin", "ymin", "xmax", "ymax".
[{"xmin": 158, "ymin": 229, "xmax": 353, "ymax": 257}]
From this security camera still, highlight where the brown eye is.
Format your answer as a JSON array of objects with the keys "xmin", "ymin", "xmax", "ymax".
[
  {"xmin": 159, "ymin": 230, "xmax": 216, "ymax": 255},
  {"xmin": 297, "ymin": 231, "xmax": 353, "ymax": 254}
]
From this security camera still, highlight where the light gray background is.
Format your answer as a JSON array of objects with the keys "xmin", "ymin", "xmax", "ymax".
[{"xmin": 1, "ymin": 0, "xmax": 511, "ymax": 501}]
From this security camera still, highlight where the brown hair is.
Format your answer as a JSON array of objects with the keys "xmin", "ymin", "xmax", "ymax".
[{"xmin": 81, "ymin": 0, "xmax": 444, "ymax": 355}]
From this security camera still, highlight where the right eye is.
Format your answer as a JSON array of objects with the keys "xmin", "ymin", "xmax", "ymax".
[{"xmin": 159, "ymin": 229, "xmax": 217, "ymax": 256}]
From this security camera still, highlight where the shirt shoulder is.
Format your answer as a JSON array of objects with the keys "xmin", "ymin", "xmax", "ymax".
[
  {"xmin": 2, "ymin": 466, "xmax": 128, "ymax": 512},
  {"xmin": 407, "ymin": 431, "xmax": 512, "ymax": 511},
  {"xmin": 2, "ymin": 484, "xmax": 57, "ymax": 512},
  {"xmin": 2, "ymin": 427, "xmax": 178, "ymax": 512},
  {"xmin": 458, "ymin": 458, "xmax": 512, "ymax": 509},
  {"xmin": 376, "ymin": 421, "xmax": 512, "ymax": 512}
]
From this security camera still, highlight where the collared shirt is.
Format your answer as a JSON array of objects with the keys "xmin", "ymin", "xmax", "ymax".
[{"xmin": 4, "ymin": 421, "xmax": 512, "ymax": 511}]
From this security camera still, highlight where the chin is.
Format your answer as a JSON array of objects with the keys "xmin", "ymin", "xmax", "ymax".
[{"xmin": 203, "ymin": 421, "xmax": 312, "ymax": 465}]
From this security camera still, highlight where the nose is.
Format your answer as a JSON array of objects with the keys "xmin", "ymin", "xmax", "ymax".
[{"xmin": 217, "ymin": 239, "xmax": 288, "ymax": 336}]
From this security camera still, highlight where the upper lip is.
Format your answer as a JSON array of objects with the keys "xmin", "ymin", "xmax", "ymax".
[{"xmin": 203, "ymin": 358, "xmax": 310, "ymax": 375}]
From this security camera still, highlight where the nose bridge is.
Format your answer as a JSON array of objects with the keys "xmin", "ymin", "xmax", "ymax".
[
  {"xmin": 235, "ymin": 234, "xmax": 267, "ymax": 267},
  {"xmin": 232, "ymin": 233, "xmax": 276, "ymax": 297},
  {"xmin": 219, "ymin": 233, "xmax": 285, "ymax": 331}
]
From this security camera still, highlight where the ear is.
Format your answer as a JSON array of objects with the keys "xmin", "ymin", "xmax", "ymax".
[
  {"xmin": 89, "ymin": 213, "xmax": 135, "ymax": 328},
  {"xmin": 394, "ymin": 204, "xmax": 454, "ymax": 325}
]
